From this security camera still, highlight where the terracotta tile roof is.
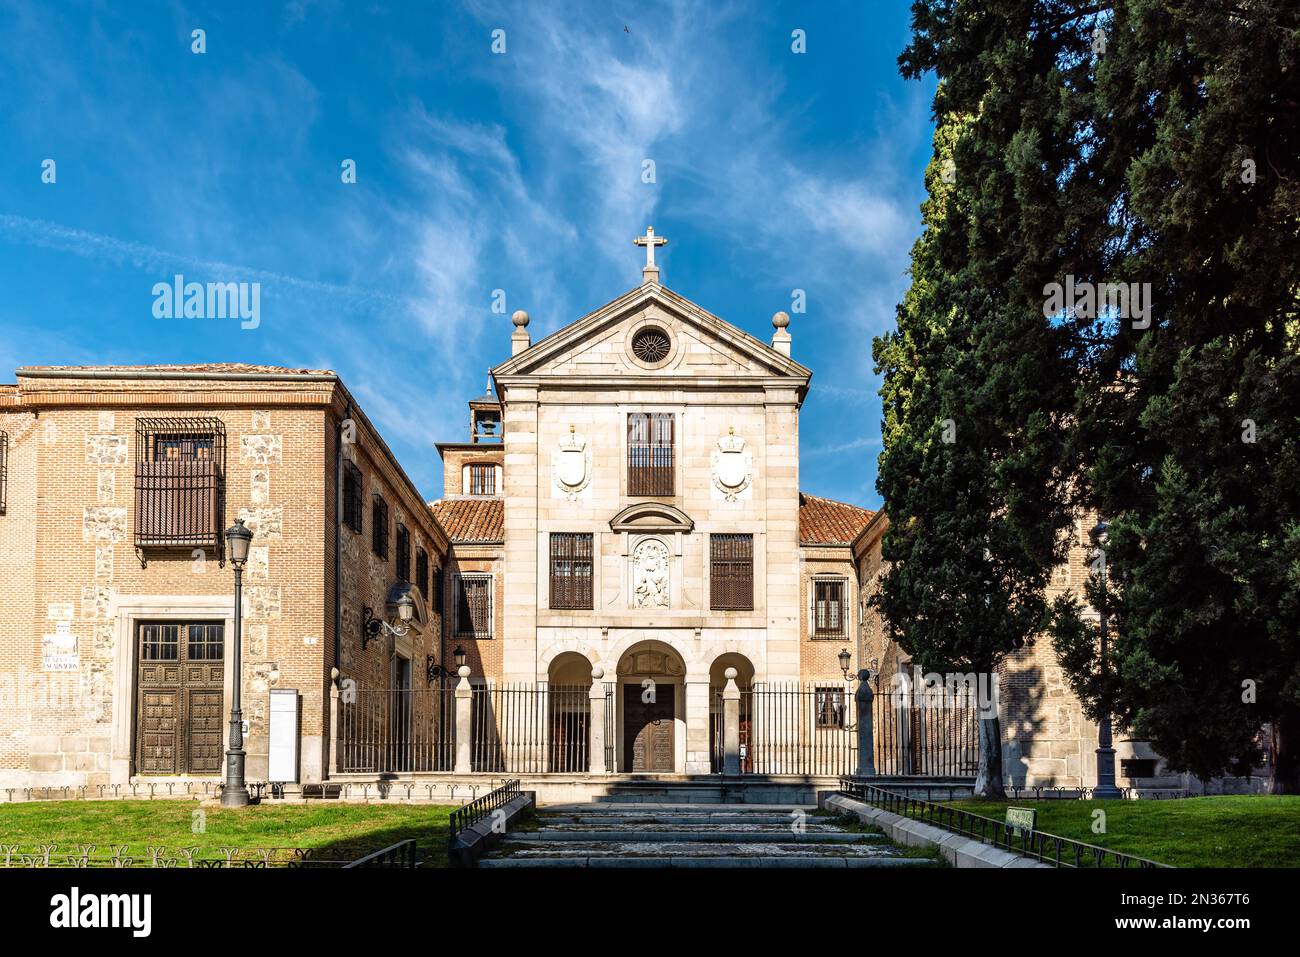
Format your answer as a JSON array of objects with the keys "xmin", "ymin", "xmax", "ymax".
[
  {"xmin": 429, "ymin": 498, "xmax": 504, "ymax": 544},
  {"xmin": 17, "ymin": 363, "xmax": 334, "ymax": 376},
  {"xmin": 799, "ymin": 492, "xmax": 874, "ymax": 545}
]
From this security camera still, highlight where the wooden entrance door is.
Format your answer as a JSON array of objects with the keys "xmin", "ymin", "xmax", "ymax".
[
  {"xmin": 136, "ymin": 622, "xmax": 225, "ymax": 774},
  {"xmin": 623, "ymin": 684, "xmax": 675, "ymax": 772}
]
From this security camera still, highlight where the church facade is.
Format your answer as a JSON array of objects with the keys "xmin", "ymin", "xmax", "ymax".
[{"xmin": 431, "ymin": 240, "xmax": 871, "ymax": 775}]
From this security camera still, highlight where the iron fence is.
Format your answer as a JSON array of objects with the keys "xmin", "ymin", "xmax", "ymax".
[
  {"xmin": 470, "ymin": 683, "xmax": 592, "ymax": 773},
  {"xmin": 337, "ymin": 687, "xmax": 456, "ymax": 773},
  {"xmin": 838, "ymin": 779, "xmax": 1171, "ymax": 868},
  {"xmin": 342, "ymin": 838, "xmax": 417, "ymax": 868},
  {"xmin": 871, "ymin": 674, "xmax": 980, "ymax": 776}
]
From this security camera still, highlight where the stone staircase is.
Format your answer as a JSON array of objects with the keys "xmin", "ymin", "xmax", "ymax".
[{"xmin": 479, "ymin": 800, "xmax": 939, "ymax": 868}]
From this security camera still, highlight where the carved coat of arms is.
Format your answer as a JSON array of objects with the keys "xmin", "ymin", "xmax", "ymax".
[
  {"xmin": 552, "ymin": 426, "xmax": 591, "ymax": 500},
  {"xmin": 710, "ymin": 428, "xmax": 752, "ymax": 501}
]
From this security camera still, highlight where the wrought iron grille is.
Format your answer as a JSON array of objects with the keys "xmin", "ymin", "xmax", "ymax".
[
  {"xmin": 134, "ymin": 417, "xmax": 226, "ymax": 557},
  {"xmin": 342, "ymin": 460, "xmax": 363, "ymax": 533},
  {"xmin": 468, "ymin": 463, "xmax": 496, "ymax": 495},
  {"xmin": 631, "ymin": 327, "xmax": 671, "ymax": 363},
  {"xmin": 454, "ymin": 573, "xmax": 492, "ymax": 638},
  {"xmin": 710, "ymin": 533, "xmax": 753, "ymax": 610},
  {"xmin": 812, "ymin": 578, "xmax": 847, "ymax": 637},
  {"xmin": 745, "ymin": 683, "xmax": 856, "ymax": 775},
  {"xmin": 469, "ymin": 684, "xmax": 592, "ymax": 773},
  {"xmin": 0, "ymin": 430, "xmax": 7, "ymax": 516},
  {"xmin": 371, "ymin": 493, "xmax": 389, "ymax": 558},
  {"xmin": 627, "ymin": 412, "xmax": 674, "ymax": 495},
  {"xmin": 336, "ymin": 686, "xmax": 456, "ymax": 773},
  {"xmin": 549, "ymin": 532, "xmax": 593, "ymax": 609},
  {"xmin": 871, "ymin": 673, "xmax": 980, "ymax": 776},
  {"xmin": 395, "ymin": 523, "xmax": 410, "ymax": 582}
]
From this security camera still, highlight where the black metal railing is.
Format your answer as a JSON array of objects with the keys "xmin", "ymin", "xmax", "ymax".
[
  {"xmin": 337, "ymin": 687, "xmax": 455, "ymax": 773},
  {"xmin": 342, "ymin": 838, "xmax": 417, "ymax": 868},
  {"xmin": 449, "ymin": 779, "xmax": 521, "ymax": 840},
  {"xmin": 470, "ymin": 683, "xmax": 590, "ymax": 773},
  {"xmin": 871, "ymin": 674, "xmax": 980, "ymax": 776},
  {"xmin": 838, "ymin": 779, "xmax": 1171, "ymax": 869}
]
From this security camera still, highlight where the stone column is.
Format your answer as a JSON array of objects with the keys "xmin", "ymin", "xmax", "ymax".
[
  {"xmin": 454, "ymin": 665, "xmax": 473, "ymax": 775},
  {"xmin": 855, "ymin": 670, "xmax": 876, "ymax": 777},
  {"xmin": 684, "ymin": 680, "xmax": 712, "ymax": 774},
  {"xmin": 723, "ymin": 667, "xmax": 741, "ymax": 775},
  {"xmin": 588, "ymin": 666, "xmax": 607, "ymax": 774},
  {"xmin": 327, "ymin": 668, "xmax": 340, "ymax": 778}
]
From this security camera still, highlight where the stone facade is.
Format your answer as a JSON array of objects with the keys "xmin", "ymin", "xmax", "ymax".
[
  {"xmin": 435, "ymin": 275, "xmax": 879, "ymax": 774},
  {"xmin": 0, "ymin": 365, "xmax": 447, "ymax": 790}
]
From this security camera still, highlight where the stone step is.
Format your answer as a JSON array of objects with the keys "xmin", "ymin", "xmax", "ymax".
[
  {"xmin": 542, "ymin": 802, "xmax": 813, "ymax": 813},
  {"xmin": 524, "ymin": 829, "xmax": 881, "ymax": 843},
  {"xmin": 488, "ymin": 839, "xmax": 900, "ymax": 858},
  {"xmin": 538, "ymin": 815, "xmax": 832, "ymax": 827},
  {"xmin": 479, "ymin": 856, "xmax": 931, "ymax": 869}
]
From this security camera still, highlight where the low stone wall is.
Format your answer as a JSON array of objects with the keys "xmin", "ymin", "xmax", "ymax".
[
  {"xmin": 819, "ymin": 792, "xmax": 1051, "ymax": 869},
  {"xmin": 448, "ymin": 791, "xmax": 535, "ymax": 867}
]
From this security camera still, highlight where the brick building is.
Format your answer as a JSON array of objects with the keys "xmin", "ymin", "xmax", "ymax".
[{"xmin": 0, "ymin": 364, "xmax": 447, "ymax": 790}]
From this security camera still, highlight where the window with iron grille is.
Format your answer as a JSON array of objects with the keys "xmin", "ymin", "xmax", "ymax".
[
  {"xmin": 468, "ymin": 463, "xmax": 496, "ymax": 495},
  {"xmin": 454, "ymin": 573, "xmax": 493, "ymax": 638},
  {"xmin": 549, "ymin": 533, "xmax": 594, "ymax": 610},
  {"xmin": 433, "ymin": 565, "xmax": 444, "ymax": 614},
  {"xmin": 815, "ymin": 686, "xmax": 847, "ymax": 728},
  {"xmin": 416, "ymin": 548, "xmax": 429, "ymax": 598},
  {"xmin": 134, "ymin": 418, "xmax": 226, "ymax": 552},
  {"xmin": 0, "ymin": 430, "xmax": 7, "ymax": 516},
  {"xmin": 342, "ymin": 460, "xmax": 363, "ymax": 533},
  {"xmin": 395, "ymin": 523, "xmax": 411, "ymax": 582},
  {"xmin": 710, "ymin": 534, "xmax": 753, "ymax": 610},
  {"xmin": 627, "ymin": 412, "xmax": 674, "ymax": 496},
  {"xmin": 371, "ymin": 493, "xmax": 389, "ymax": 558},
  {"xmin": 812, "ymin": 579, "xmax": 847, "ymax": 638}
]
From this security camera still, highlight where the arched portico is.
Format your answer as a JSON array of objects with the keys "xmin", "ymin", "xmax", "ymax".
[
  {"xmin": 709, "ymin": 653, "xmax": 755, "ymax": 772},
  {"xmin": 615, "ymin": 640, "xmax": 687, "ymax": 773}
]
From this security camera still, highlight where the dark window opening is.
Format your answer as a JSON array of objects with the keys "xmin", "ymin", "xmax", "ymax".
[
  {"xmin": 371, "ymin": 493, "xmax": 389, "ymax": 559},
  {"xmin": 342, "ymin": 460, "xmax": 363, "ymax": 533},
  {"xmin": 396, "ymin": 523, "xmax": 411, "ymax": 582},
  {"xmin": 813, "ymin": 580, "xmax": 847, "ymax": 638}
]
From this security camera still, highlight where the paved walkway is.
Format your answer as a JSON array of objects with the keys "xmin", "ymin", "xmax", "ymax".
[{"xmin": 480, "ymin": 801, "xmax": 939, "ymax": 868}]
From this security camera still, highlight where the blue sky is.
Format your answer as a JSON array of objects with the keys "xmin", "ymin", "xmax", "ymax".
[{"xmin": 0, "ymin": 0, "xmax": 936, "ymax": 508}]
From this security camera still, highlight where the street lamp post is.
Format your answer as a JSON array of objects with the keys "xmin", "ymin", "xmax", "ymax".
[
  {"xmin": 1090, "ymin": 521, "xmax": 1122, "ymax": 799},
  {"xmin": 221, "ymin": 519, "xmax": 253, "ymax": 808}
]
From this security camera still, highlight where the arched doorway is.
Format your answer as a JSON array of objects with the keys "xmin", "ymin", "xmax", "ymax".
[
  {"xmin": 547, "ymin": 653, "xmax": 593, "ymax": 773},
  {"xmin": 616, "ymin": 641, "xmax": 686, "ymax": 772},
  {"xmin": 709, "ymin": 654, "xmax": 755, "ymax": 773}
]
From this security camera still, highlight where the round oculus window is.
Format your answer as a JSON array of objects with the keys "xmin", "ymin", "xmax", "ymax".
[{"xmin": 631, "ymin": 327, "xmax": 671, "ymax": 364}]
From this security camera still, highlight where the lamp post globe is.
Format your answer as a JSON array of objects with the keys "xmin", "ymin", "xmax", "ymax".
[{"xmin": 221, "ymin": 519, "xmax": 253, "ymax": 807}]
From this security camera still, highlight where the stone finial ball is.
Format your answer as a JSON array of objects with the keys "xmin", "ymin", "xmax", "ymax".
[
  {"xmin": 457, "ymin": 665, "xmax": 471, "ymax": 678},
  {"xmin": 772, "ymin": 310, "xmax": 790, "ymax": 329},
  {"xmin": 591, "ymin": 665, "xmax": 604, "ymax": 679},
  {"xmin": 724, "ymin": 667, "xmax": 738, "ymax": 680},
  {"xmin": 511, "ymin": 309, "xmax": 530, "ymax": 327}
]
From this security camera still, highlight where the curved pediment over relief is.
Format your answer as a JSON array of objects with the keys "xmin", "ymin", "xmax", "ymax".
[
  {"xmin": 609, "ymin": 501, "xmax": 694, "ymax": 533},
  {"xmin": 618, "ymin": 649, "xmax": 685, "ymax": 677}
]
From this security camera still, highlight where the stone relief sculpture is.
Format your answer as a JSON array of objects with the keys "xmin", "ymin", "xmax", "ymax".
[
  {"xmin": 710, "ymin": 427, "xmax": 752, "ymax": 501},
  {"xmin": 551, "ymin": 425, "xmax": 592, "ymax": 500},
  {"xmin": 632, "ymin": 538, "xmax": 670, "ymax": 608}
]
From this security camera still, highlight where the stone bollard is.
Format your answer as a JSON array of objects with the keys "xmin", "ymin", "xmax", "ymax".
[
  {"xmin": 454, "ymin": 665, "xmax": 473, "ymax": 775},
  {"xmin": 588, "ymin": 666, "xmax": 607, "ymax": 774},
  {"xmin": 855, "ymin": 669, "xmax": 876, "ymax": 777},
  {"xmin": 723, "ymin": 667, "xmax": 741, "ymax": 775}
]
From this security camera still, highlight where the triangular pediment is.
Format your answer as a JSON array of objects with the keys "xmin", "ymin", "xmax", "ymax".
[{"xmin": 492, "ymin": 284, "xmax": 811, "ymax": 386}]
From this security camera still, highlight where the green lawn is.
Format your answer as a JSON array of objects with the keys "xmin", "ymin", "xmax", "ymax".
[
  {"xmin": 943, "ymin": 795, "xmax": 1300, "ymax": 868},
  {"xmin": 0, "ymin": 800, "xmax": 457, "ymax": 867}
]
